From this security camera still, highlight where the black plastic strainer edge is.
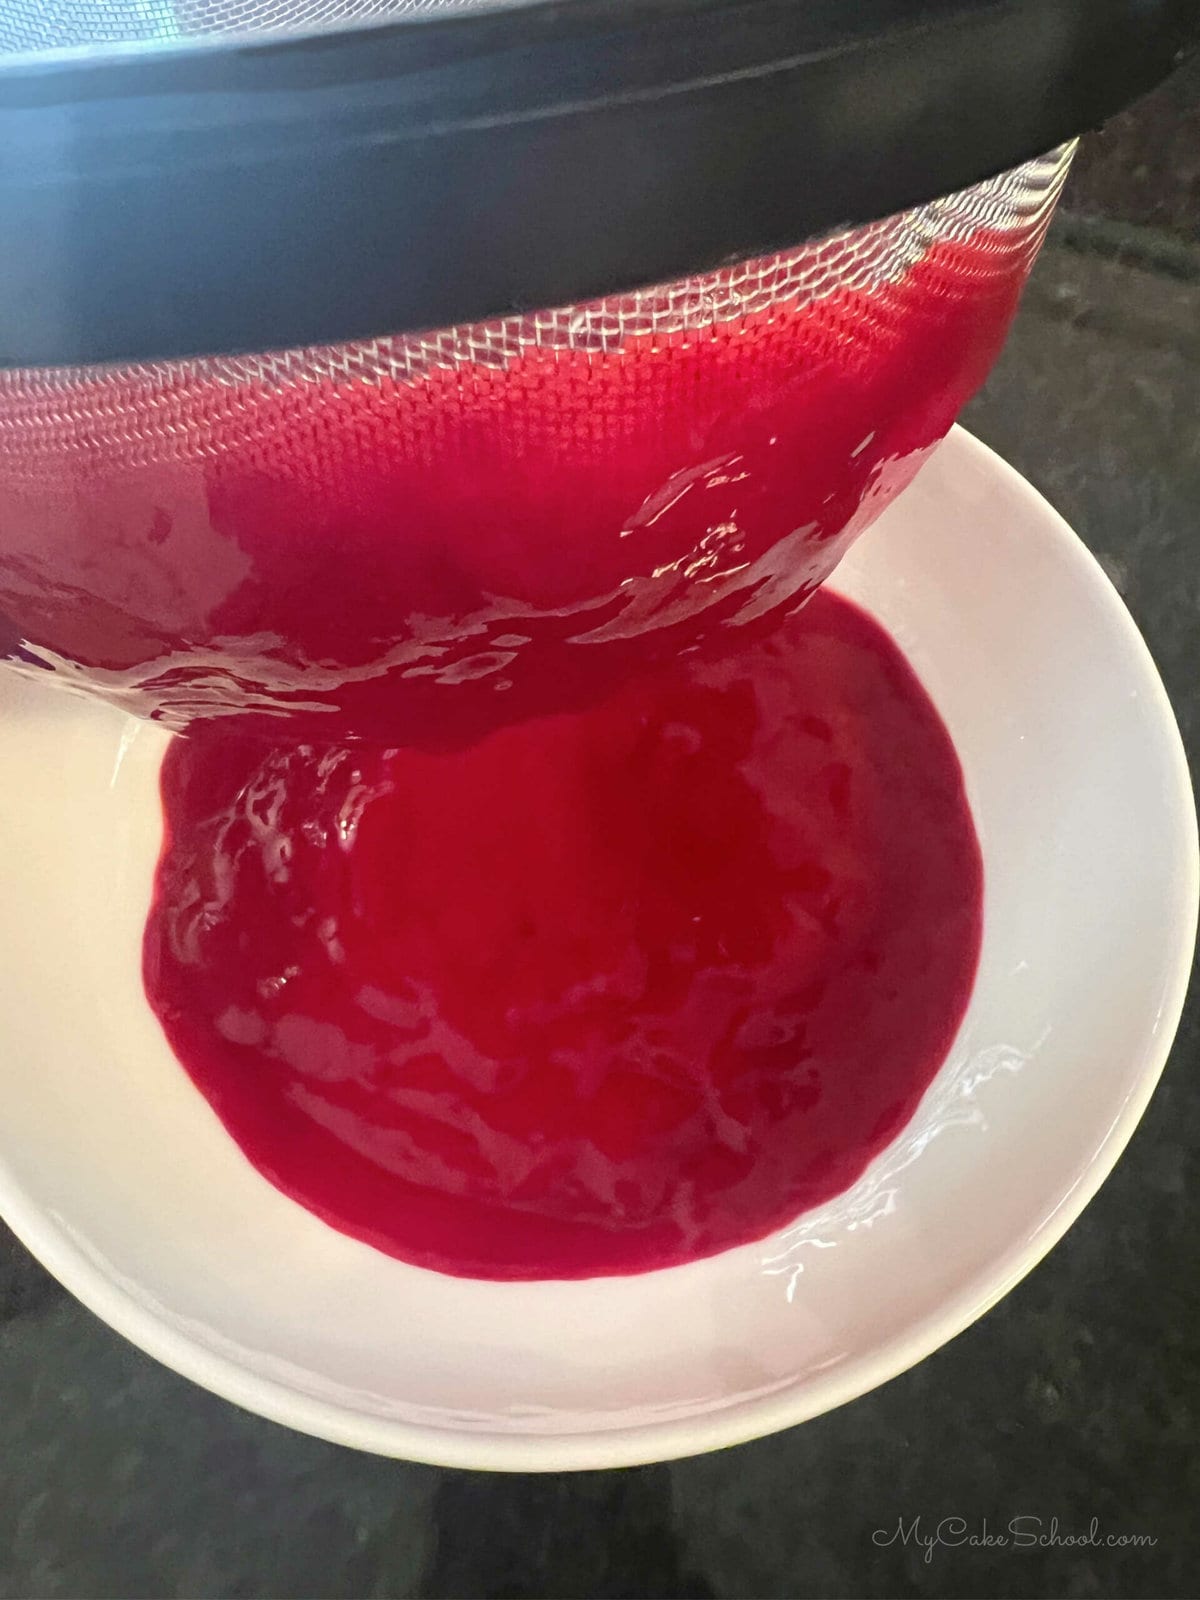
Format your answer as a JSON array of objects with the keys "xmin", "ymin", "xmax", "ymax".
[{"xmin": 0, "ymin": 0, "xmax": 1196, "ymax": 369}]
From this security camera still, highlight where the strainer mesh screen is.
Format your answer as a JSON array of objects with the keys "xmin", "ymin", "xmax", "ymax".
[
  {"xmin": 0, "ymin": 152, "xmax": 1069, "ymax": 477},
  {"xmin": 0, "ymin": 148, "xmax": 1071, "ymax": 744},
  {"xmin": 1, "ymin": 0, "xmax": 497, "ymax": 54}
]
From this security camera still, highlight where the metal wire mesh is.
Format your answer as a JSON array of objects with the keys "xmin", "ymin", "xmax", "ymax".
[
  {"xmin": 0, "ymin": 147, "xmax": 1072, "ymax": 742},
  {"xmin": 0, "ymin": 0, "xmax": 501, "ymax": 55},
  {"xmin": 0, "ymin": 148, "xmax": 1071, "ymax": 483}
]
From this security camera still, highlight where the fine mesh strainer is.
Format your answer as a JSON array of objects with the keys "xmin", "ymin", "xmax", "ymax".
[
  {"xmin": 0, "ymin": 1, "xmax": 1195, "ymax": 744},
  {"xmin": 2, "ymin": 0, "xmax": 496, "ymax": 48}
]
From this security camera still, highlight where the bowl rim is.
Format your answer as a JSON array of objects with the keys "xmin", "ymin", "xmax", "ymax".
[{"xmin": 1, "ymin": 425, "xmax": 1196, "ymax": 1471}]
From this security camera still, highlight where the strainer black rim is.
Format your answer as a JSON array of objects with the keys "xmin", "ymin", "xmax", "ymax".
[{"xmin": 0, "ymin": 0, "xmax": 1197, "ymax": 368}]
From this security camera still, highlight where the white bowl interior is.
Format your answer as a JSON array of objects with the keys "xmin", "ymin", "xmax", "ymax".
[{"xmin": 0, "ymin": 428, "xmax": 1194, "ymax": 1469}]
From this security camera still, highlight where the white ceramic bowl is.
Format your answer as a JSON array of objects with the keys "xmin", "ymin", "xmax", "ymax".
[{"xmin": 0, "ymin": 428, "xmax": 1194, "ymax": 1470}]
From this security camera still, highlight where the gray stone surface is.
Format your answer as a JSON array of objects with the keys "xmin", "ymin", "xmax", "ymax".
[{"xmin": 3, "ymin": 82, "xmax": 1199, "ymax": 1600}]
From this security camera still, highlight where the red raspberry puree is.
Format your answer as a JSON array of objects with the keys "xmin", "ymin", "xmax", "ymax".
[{"xmin": 143, "ymin": 594, "xmax": 982, "ymax": 1279}]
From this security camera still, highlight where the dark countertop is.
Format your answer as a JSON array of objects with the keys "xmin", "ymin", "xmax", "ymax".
[{"xmin": 3, "ymin": 73, "xmax": 1199, "ymax": 1600}]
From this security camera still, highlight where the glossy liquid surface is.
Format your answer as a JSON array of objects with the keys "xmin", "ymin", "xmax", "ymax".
[{"xmin": 144, "ymin": 594, "xmax": 983, "ymax": 1279}]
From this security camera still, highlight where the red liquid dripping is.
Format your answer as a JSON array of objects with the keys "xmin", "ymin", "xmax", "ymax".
[
  {"xmin": 1, "ymin": 232, "xmax": 1029, "ymax": 745},
  {"xmin": 143, "ymin": 594, "xmax": 983, "ymax": 1280}
]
